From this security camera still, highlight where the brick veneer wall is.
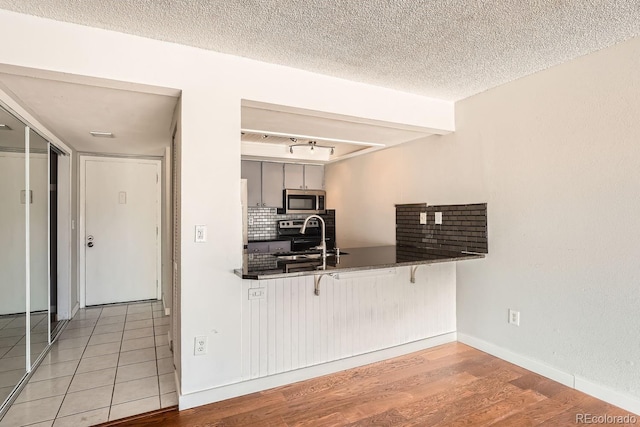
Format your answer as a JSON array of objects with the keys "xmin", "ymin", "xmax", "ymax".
[{"xmin": 396, "ymin": 203, "xmax": 488, "ymax": 253}]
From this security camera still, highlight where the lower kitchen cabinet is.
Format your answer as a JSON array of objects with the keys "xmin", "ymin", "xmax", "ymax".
[{"xmin": 247, "ymin": 240, "xmax": 291, "ymax": 254}]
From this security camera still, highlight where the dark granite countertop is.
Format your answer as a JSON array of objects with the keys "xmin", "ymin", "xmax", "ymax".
[{"xmin": 235, "ymin": 245, "xmax": 484, "ymax": 280}]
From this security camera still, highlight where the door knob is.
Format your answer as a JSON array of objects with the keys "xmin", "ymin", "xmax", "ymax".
[{"xmin": 87, "ymin": 242, "xmax": 94, "ymax": 248}]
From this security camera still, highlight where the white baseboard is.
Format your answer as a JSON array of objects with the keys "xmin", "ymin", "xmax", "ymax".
[
  {"xmin": 162, "ymin": 296, "xmax": 171, "ymax": 316},
  {"xmin": 458, "ymin": 333, "xmax": 640, "ymax": 416},
  {"xmin": 71, "ymin": 302, "xmax": 80, "ymax": 318},
  {"xmin": 575, "ymin": 376, "xmax": 640, "ymax": 416},
  {"xmin": 179, "ymin": 332, "xmax": 457, "ymax": 410},
  {"xmin": 457, "ymin": 333, "xmax": 574, "ymax": 387}
]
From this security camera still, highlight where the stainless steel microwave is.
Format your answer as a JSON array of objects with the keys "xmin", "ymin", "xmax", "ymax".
[{"xmin": 282, "ymin": 189, "xmax": 326, "ymax": 214}]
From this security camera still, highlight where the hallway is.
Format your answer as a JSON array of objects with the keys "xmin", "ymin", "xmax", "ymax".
[{"xmin": 0, "ymin": 301, "xmax": 177, "ymax": 426}]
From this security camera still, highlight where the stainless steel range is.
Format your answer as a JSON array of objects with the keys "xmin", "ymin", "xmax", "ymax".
[{"xmin": 277, "ymin": 219, "xmax": 334, "ymax": 252}]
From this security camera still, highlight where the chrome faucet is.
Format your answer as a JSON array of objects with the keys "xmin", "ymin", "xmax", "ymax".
[{"xmin": 300, "ymin": 214, "xmax": 326, "ymax": 270}]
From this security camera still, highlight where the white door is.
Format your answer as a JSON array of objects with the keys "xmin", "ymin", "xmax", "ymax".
[{"xmin": 83, "ymin": 157, "xmax": 160, "ymax": 306}]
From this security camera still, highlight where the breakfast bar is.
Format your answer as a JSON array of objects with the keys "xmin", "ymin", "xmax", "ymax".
[{"xmin": 236, "ymin": 245, "xmax": 484, "ymax": 280}]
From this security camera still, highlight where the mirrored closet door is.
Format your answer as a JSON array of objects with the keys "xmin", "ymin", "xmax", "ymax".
[
  {"xmin": 0, "ymin": 106, "xmax": 27, "ymax": 407},
  {"xmin": 0, "ymin": 104, "xmax": 54, "ymax": 412},
  {"xmin": 28, "ymin": 129, "xmax": 50, "ymax": 368}
]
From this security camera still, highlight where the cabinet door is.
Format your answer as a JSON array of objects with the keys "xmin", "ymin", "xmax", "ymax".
[
  {"xmin": 261, "ymin": 162, "xmax": 284, "ymax": 208},
  {"xmin": 241, "ymin": 160, "xmax": 262, "ymax": 207},
  {"xmin": 284, "ymin": 163, "xmax": 304, "ymax": 189},
  {"xmin": 268, "ymin": 240, "xmax": 291, "ymax": 253},
  {"xmin": 247, "ymin": 241, "xmax": 270, "ymax": 254},
  {"xmin": 304, "ymin": 164, "xmax": 324, "ymax": 189}
]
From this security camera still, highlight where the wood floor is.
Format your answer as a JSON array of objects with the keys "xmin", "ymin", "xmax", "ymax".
[{"xmin": 106, "ymin": 342, "xmax": 637, "ymax": 426}]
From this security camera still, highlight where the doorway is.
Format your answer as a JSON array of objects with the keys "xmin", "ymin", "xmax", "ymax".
[{"xmin": 80, "ymin": 156, "xmax": 162, "ymax": 307}]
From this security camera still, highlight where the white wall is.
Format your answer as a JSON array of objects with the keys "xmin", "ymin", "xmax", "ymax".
[
  {"xmin": 0, "ymin": 9, "xmax": 454, "ymax": 402},
  {"xmin": 327, "ymin": 35, "xmax": 640, "ymax": 409}
]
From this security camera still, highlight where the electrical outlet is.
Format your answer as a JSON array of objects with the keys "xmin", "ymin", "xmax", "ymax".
[
  {"xmin": 194, "ymin": 336, "xmax": 207, "ymax": 355},
  {"xmin": 508, "ymin": 309, "xmax": 520, "ymax": 326},
  {"xmin": 248, "ymin": 288, "xmax": 266, "ymax": 300},
  {"xmin": 248, "ymin": 217, "xmax": 254, "ymax": 226},
  {"xmin": 419, "ymin": 212, "xmax": 427, "ymax": 225}
]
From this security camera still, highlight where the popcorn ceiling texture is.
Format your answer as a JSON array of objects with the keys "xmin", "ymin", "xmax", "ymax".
[{"xmin": 1, "ymin": 1, "xmax": 640, "ymax": 100}]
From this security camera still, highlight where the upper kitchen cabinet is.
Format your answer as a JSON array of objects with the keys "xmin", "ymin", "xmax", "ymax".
[
  {"xmin": 261, "ymin": 162, "xmax": 284, "ymax": 207},
  {"xmin": 284, "ymin": 164, "xmax": 303, "ymax": 189},
  {"xmin": 284, "ymin": 163, "xmax": 324, "ymax": 190},
  {"xmin": 241, "ymin": 160, "xmax": 262, "ymax": 207},
  {"xmin": 304, "ymin": 165, "xmax": 324, "ymax": 189},
  {"xmin": 241, "ymin": 160, "xmax": 284, "ymax": 208}
]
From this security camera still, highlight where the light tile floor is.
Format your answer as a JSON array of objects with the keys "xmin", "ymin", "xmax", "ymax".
[
  {"xmin": 0, "ymin": 301, "xmax": 177, "ymax": 427},
  {"xmin": 0, "ymin": 313, "xmax": 50, "ymax": 404}
]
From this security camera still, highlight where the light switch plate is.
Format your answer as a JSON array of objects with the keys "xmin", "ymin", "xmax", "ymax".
[
  {"xmin": 195, "ymin": 225, "xmax": 207, "ymax": 243},
  {"xmin": 419, "ymin": 212, "xmax": 427, "ymax": 225},
  {"xmin": 435, "ymin": 212, "xmax": 443, "ymax": 225},
  {"xmin": 508, "ymin": 309, "xmax": 520, "ymax": 326}
]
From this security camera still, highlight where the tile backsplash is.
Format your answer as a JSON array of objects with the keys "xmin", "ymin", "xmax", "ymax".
[
  {"xmin": 248, "ymin": 208, "xmax": 335, "ymax": 241},
  {"xmin": 396, "ymin": 203, "xmax": 488, "ymax": 253}
]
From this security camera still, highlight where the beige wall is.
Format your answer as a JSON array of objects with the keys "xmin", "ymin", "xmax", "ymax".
[{"xmin": 327, "ymin": 35, "xmax": 640, "ymax": 407}]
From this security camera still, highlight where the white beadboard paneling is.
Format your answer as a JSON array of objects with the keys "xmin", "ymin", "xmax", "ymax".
[
  {"xmin": 241, "ymin": 263, "xmax": 456, "ymax": 380},
  {"xmin": 181, "ymin": 332, "xmax": 456, "ymax": 409}
]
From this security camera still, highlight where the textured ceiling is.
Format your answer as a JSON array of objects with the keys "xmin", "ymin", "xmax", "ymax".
[{"xmin": 1, "ymin": 1, "xmax": 640, "ymax": 101}]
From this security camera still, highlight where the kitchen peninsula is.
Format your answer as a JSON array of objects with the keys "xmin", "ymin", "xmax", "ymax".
[
  {"xmin": 237, "ymin": 202, "xmax": 488, "ymax": 280},
  {"xmin": 236, "ymin": 245, "xmax": 484, "ymax": 280},
  {"xmin": 237, "ymin": 164, "xmax": 488, "ymax": 389}
]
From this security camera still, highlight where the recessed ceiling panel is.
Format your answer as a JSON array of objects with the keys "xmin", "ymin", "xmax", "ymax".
[
  {"xmin": 0, "ymin": 72, "xmax": 178, "ymax": 156},
  {"xmin": 241, "ymin": 101, "xmax": 435, "ymax": 163}
]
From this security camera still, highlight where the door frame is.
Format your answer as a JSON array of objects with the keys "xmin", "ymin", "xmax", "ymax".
[
  {"xmin": 79, "ymin": 155, "xmax": 162, "ymax": 308},
  {"xmin": 55, "ymin": 152, "xmax": 73, "ymax": 321}
]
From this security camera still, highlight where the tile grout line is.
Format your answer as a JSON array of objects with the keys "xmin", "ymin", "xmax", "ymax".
[
  {"xmin": 3, "ymin": 303, "xmax": 162, "ymax": 426},
  {"xmin": 107, "ymin": 302, "xmax": 159, "ymax": 422},
  {"xmin": 51, "ymin": 305, "xmax": 127, "ymax": 424},
  {"xmin": 153, "ymin": 308, "xmax": 161, "ymax": 409},
  {"xmin": 50, "ymin": 306, "xmax": 101, "ymax": 424},
  {"xmin": 106, "ymin": 304, "xmax": 129, "ymax": 423},
  {"xmin": 2, "ymin": 314, "xmax": 99, "ymax": 418}
]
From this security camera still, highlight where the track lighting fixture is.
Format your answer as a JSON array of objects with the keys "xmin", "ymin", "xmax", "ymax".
[{"xmin": 288, "ymin": 139, "xmax": 335, "ymax": 156}]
